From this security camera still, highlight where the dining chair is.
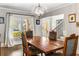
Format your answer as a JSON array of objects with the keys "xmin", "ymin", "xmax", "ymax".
[
  {"xmin": 22, "ymin": 32, "xmax": 31, "ymax": 56},
  {"xmin": 70, "ymin": 33, "xmax": 76, "ymax": 37},
  {"xmin": 21, "ymin": 32, "xmax": 40, "ymax": 56},
  {"xmin": 55, "ymin": 33, "xmax": 76, "ymax": 55},
  {"xmin": 26, "ymin": 31, "xmax": 33, "ymax": 38},
  {"xmin": 63, "ymin": 34, "xmax": 78, "ymax": 56},
  {"xmin": 46, "ymin": 34, "xmax": 78, "ymax": 56},
  {"xmin": 49, "ymin": 31, "xmax": 57, "ymax": 41}
]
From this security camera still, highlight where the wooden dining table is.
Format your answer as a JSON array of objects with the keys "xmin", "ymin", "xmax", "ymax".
[{"xmin": 27, "ymin": 36, "xmax": 64, "ymax": 55}]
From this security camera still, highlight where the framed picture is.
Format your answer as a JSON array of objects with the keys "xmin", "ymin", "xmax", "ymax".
[
  {"xmin": 0, "ymin": 17, "xmax": 4, "ymax": 24},
  {"xmin": 76, "ymin": 22, "xmax": 79, "ymax": 27},
  {"xmin": 68, "ymin": 14, "xmax": 76, "ymax": 23},
  {"xmin": 36, "ymin": 20, "xmax": 40, "ymax": 25}
]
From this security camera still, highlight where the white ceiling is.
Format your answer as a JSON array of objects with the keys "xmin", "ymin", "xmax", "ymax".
[{"xmin": 0, "ymin": 3, "xmax": 70, "ymax": 15}]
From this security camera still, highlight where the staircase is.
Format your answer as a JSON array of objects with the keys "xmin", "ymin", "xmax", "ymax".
[{"xmin": 52, "ymin": 19, "xmax": 64, "ymax": 40}]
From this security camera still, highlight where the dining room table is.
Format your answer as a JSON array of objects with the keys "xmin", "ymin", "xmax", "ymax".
[{"xmin": 27, "ymin": 36, "xmax": 64, "ymax": 55}]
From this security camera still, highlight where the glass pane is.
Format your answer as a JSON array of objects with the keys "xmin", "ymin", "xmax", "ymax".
[{"xmin": 8, "ymin": 14, "xmax": 34, "ymax": 47}]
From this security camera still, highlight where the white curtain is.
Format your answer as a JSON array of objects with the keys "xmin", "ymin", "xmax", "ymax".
[
  {"xmin": 5, "ymin": 14, "xmax": 34, "ymax": 47},
  {"xmin": 8, "ymin": 14, "xmax": 24, "ymax": 47},
  {"xmin": 41, "ymin": 17, "xmax": 51, "ymax": 37}
]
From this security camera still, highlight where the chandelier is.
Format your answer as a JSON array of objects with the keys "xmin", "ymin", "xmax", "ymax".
[{"xmin": 34, "ymin": 3, "xmax": 47, "ymax": 17}]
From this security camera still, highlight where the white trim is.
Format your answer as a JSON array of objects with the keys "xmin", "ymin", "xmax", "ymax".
[
  {"xmin": 1, "ymin": 42, "xmax": 5, "ymax": 47},
  {"xmin": 46, "ymin": 4, "xmax": 72, "ymax": 14},
  {"xmin": 77, "ymin": 50, "xmax": 79, "ymax": 54}
]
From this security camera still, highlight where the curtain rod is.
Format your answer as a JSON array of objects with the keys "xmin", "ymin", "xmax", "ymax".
[{"xmin": 6, "ymin": 12, "xmax": 35, "ymax": 17}]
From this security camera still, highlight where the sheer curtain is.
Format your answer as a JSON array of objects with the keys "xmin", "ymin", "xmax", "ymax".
[
  {"xmin": 41, "ymin": 17, "xmax": 52, "ymax": 37},
  {"xmin": 8, "ymin": 14, "xmax": 24, "ymax": 47},
  {"xmin": 5, "ymin": 14, "xmax": 34, "ymax": 47}
]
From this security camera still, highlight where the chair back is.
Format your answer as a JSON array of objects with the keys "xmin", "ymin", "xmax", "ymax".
[
  {"xmin": 63, "ymin": 34, "xmax": 78, "ymax": 56},
  {"xmin": 49, "ymin": 31, "xmax": 57, "ymax": 41},
  {"xmin": 22, "ymin": 32, "xmax": 27, "ymax": 49},
  {"xmin": 70, "ymin": 34, "xmax": 76, "ymax": 37},
  {"xmin": 21, "ymin": 32, "xmax": 31, "ymax": 56},
  {"xmin": 26, "ymin": 31, "xmax": 33, "ymax": 38}
]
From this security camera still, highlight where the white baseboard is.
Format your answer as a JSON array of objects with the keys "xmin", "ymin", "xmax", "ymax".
[
  {"xmin": 77, "ymin": 50, "xmax": 79, "ymax": 54},
  {"xmin": 0, "ymin": 43, "xmax": 5, "ymax": 47}
]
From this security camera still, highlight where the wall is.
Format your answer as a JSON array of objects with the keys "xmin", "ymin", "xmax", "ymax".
[
  {"xmin": 42, "ymin": 3, "xmax": 79, "ymax": 53},
  {"xmin": 0, "ymin": 24, "xmax": 5, "ymax": 43},
  {"xmin": 35, "ymin": 20, "xmax": 42, "ymax": 36},
  {"xmin": 33, "ymin": 17, "xmax": 42, "ymax": 36}
]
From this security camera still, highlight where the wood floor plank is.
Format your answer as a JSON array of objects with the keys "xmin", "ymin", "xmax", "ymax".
[{"xmin": 0, "ymin": 45, "xmax": 23, "ymax": 56}]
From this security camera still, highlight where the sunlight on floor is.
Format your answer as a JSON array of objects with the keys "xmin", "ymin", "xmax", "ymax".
[{"xmin": 9, "ymin": 49, "xmax": 23, "ymax": 56}]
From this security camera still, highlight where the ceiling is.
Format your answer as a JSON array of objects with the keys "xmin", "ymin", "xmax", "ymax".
[{"xmin": 0, "ymin": 3, "xmax": 70, "ymax": 15}]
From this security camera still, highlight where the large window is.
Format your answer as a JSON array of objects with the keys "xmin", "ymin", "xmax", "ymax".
[
  {"xmin": 6, "ymin": 14, "xmax": 34, "ymax": 47},
  {"xmin": 40, "ymin": 14, "xmax": 64, "ymax": 37}
]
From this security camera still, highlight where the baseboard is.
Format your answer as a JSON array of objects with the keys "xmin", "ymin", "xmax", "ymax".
[
  {"xmin": 0, "ymin": 43, "xmax": 5, "ymax": 47},
  {"xmin": 0, "ymin": 43, "xmax": 8, "ymax": 47},
  {"xmin": 77, "ymin": 50, "xmax": 79, "ymax": 54}
]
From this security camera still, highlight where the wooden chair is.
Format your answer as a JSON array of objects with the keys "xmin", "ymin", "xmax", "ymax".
[
  {"xmin": 22, "ymin": 32, "xmax": 31, "ymax": 56},
  {"xmin": 49, "ymin": 31, "xmax": 57, "ymax": 41},
  {"xmin": 26, "ymin": 31, "xmax": 33, "ymax": 38},
  {"xmin": 63, "ymin": 35, "xmax": 78, "ymax": 56},
  {"xmin": 55, "ymin": 33, "xmax": 76, "ymax": 55},
  {"xmin": 70, "ymin": 33, "xmax": 76, "ymax": 37},
  {"xmin": 46, "ymin": 34, "xmax": 78, "ymax": 56},
  {"xmin": 22, "ymin": 32, "xmax": 40, "ymax": 56}
]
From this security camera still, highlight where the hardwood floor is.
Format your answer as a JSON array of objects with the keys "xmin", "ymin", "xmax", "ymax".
[{"xmin": 0, "ymin": 44, "xmax": 23, "ymax": 56}]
